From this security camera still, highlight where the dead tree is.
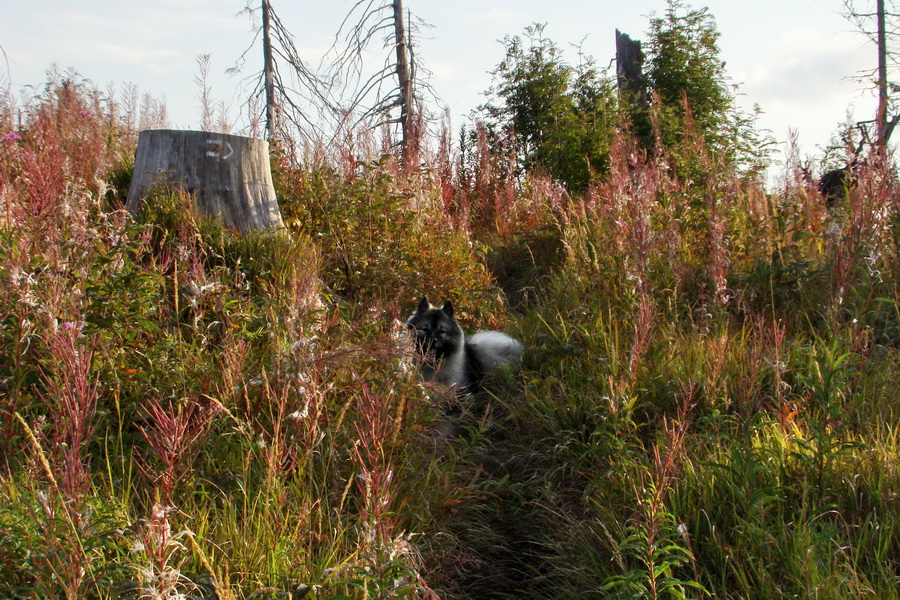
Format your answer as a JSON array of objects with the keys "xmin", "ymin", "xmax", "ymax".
[
  {"xmin": 261, "ymin": 0, "xmax": 277, "ymax": 141},
  {"xmin": 229, "ymin": 0, "xmax": 436, "ymax": 163},
  {"xmin": 615, "ymin": 30, "xmax": 647, "ymax": 106},
  {"xmin": 615, "ymin": 30, "xmax": 651, "ymax": 144},
  {"xmin": 392, "ymin": 0, "xmax": 413, "ymax": 154},
  {"xmin": 231, "ymin": 1, "xmax": 333, "ymax": 142},
  {"xmin": 843, "ymin": 0, "xmax": 900, "ymax": 152},
  {"xmin": 330, "ymin": 0, "xmax": 438, "ymax": 167}
]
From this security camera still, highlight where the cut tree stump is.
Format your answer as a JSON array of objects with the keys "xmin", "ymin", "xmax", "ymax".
[{"xmin": 126, "ymin": 129, "xmax": 284, "ymax": 231}]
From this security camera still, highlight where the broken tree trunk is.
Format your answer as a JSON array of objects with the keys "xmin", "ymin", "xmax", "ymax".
[
  {"xmin": 262, "ymin": 0, "xmax": 278, "ymax": 141},
  {"xmin": 615, "ymin": 30, "xmax": 651, "ymax": 144},
  {"xmin": 126, "ymin": 129, "xmax": 284, "ymax": 231},
  {"xmin": 392, "ymin": 0, "xmax": 413, "ymax": 164},
  {"xmin": 615, "ymin": 29, "xmax": 648, "ymax": 109}
]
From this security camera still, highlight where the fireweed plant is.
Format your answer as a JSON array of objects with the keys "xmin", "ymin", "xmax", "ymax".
[{"xmin": 1, "ymin": 67, "xmax": 900, "ymax": 600}]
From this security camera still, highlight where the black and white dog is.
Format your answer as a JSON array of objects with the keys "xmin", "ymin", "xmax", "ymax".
[{"xmin": 406, "ymin": 297, "xmax": 522, "ymax": 393}]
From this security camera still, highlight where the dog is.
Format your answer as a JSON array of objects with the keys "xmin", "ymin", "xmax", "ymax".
[{"xmin": 406, "ymin": 297, "xmax": 522, "ymax": 393}]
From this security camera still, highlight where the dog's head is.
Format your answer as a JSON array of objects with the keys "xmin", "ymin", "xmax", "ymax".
[{"xmin": 406, "ymin": 297, "xmax": 463, "ymax": 360}]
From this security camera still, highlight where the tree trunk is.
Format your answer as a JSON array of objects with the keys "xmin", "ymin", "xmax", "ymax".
[
  {"xmin": 126, "ymin": 129, "xmax": 284, "ymax": 231},
  {"xmin": 616, "ymin": 29, "xmax": 651, "ymax": 143},
  {"xmin": 875, "ymin": 0, "xmax": 888, "ymax": 151},
  {"xmin": 615, "ymin": 30, "xmax": 647, "ymax": 106},
  {"xmin": 392, "ymin": 0, "xmax": 412, "ymax": 162},
  {"xmin": 262, "ymin": 0, "xmax": 277, "ymax": 141}
]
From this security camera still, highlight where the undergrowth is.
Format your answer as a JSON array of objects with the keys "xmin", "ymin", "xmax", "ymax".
[{"xmin": 1, "ymin": 72, "xmax": 900, "ymax": 600}]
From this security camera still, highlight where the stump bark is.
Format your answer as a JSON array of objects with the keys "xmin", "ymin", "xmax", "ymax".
[{"xmin": 126, "ymin": 129, "xmax": 284, "ymax": 231}]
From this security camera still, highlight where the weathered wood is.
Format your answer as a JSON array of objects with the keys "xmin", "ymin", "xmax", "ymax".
[
  {"xmin": 615, "ymin": 29, "xmax": 647, "ymax": 106},
  {"xmin": 126, "ymin": 129, "xmax": 284, "ymax": 231},
  {"xmin": 393, "ymin": 0, "xmax": 413, "ymax": 163},
  {"xmin": 877, "ymin": 0, "xmax": 888, "ymax": 150},
  {"xmin": 262, "ymin": 0, "xmax": 277, "ymax": 141}
]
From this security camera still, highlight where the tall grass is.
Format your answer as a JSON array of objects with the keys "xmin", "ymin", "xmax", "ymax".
[{"xmin": 2, "ymin": 69, "xmax": 900, "ymax": 600}]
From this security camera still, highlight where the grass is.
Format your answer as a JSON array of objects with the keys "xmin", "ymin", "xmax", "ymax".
[{"xmin": 2, "ymin": 72, "xmax": 900, "ymax": 600}]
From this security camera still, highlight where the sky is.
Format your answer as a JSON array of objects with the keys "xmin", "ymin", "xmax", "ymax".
[{"xmin": 0, "ymin": 0, "xmax": 883, "ymax": 168}]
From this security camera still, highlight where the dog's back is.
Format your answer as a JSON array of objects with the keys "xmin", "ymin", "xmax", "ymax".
[{"xmin": 466, "ymin": 330, "xmax": 523, "ymax": 373}]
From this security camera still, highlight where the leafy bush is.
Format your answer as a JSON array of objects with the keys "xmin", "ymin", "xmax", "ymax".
[
  {"xmin": 276, "ymin": 156, "xmax": 506, "ymax": 327},
  {"xmin": 479, "ymin": 22, "xmax": 617, "ymax": 192}
]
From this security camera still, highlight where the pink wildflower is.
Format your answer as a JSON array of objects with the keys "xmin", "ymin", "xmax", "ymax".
[{"xmin": 60, "ymin": 321, "xmax": 84, "ymax": 332}]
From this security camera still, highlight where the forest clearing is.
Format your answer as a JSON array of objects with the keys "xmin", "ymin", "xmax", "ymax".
[{"xmin": 3, "ymin": 1, "xmax": 900, "ymax": 598}]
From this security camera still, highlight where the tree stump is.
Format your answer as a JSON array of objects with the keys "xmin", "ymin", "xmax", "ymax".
[{"xmin": 126, "ymin": 129, "xmax": 284, "ymax": 231}]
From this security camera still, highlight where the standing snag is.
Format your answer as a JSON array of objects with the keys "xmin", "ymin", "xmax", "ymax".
[
  {"xmin": 616, "ymin": 29, "xmax": 651, "ymax": 144},
  {"xmin": 616, "ymin": 30, "xmax": 648, "ymax": 107}
]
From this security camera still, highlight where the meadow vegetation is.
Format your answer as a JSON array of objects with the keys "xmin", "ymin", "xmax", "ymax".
[{"xmin": 3, "ymin": 17, "xmax": 900, "ymax": 600}]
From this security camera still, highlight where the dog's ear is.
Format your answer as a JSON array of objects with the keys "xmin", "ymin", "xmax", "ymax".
[
  {"xmin": 416, "ymin": 297, "xmax": 429, "ymax": 314},
  {"xmin": 441, "ymin": 299, "xmax": 454, "ymax": 317}
]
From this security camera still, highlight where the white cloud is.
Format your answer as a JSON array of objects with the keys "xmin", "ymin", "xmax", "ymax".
[{"xmin": 727, "ymin": 26, "xmax": 878, "ymax": 151}]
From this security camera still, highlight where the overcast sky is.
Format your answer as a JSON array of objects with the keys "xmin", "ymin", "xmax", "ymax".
[{"xmin": 1, "ymin": 0, "xmax": 881, "ymax": 167}]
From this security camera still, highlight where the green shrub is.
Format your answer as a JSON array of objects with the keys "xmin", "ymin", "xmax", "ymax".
[{"xmin": 277, "ymin": 159, "xmax": 506, "ymax": 327}]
